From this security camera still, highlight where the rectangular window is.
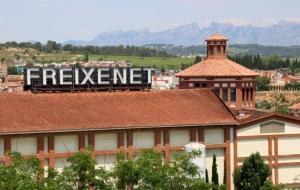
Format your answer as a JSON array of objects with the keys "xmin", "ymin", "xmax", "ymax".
[
  {"xmin": 230, "ymin": 88, "xmax": 236, "ymax": 102},
  {"xmin": 222, "ymin": 88, "xmax": 228, "ymax": 101}
]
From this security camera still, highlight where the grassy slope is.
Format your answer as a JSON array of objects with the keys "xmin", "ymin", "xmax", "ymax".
[
  {"xmin": 89, "ymin": 54, "xmax": 193, "ymax": 69},
  {"xmin": 0, "ymin": 47, "xmax": 194, "ymax": 69}
]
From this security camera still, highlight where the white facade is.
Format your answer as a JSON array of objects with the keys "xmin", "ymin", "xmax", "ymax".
[{"xmin": 236, "ymin": 118, "xmax": 300, "ymax": 185}]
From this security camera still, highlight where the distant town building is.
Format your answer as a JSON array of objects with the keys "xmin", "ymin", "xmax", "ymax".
[
  {"xmin": 152, "ymin": 73, "xmax": 179, "ymax": 90},
  {"xmin": 282, "ymin": 74, "xmax": 300, "ymax": 83},
  {"xmin": 176, "ymin": 33, "xmax": 259, "ymax": 110},
  {"xmin": 289, "ymin": 103, "xmax": 300, "ymax": 117},
  {"xmin": 81, "ymin": 61, "xmax": 131, "ymax": 68},
  {"xmin": 0, "ymin": 75, "xmax": 24, "ymax": 92},
  {"xmin": 256, "ymin": 70, "xmax": 275, "ymax": 79}
]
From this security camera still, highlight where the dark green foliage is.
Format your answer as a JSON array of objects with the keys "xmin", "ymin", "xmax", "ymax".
[
  {"xmin": 256, "ymin": 100, "xmax": 271, "ymax": 110},
  {"xmin": 114, "ymin": 150, "xmax": 211, "ymax": 190},
  {"xmin": 234, "ymin": 152, "xmax": 271, "ymax": 190},
  {"xmin": 228, "ymin": 54, "xmax": 299, "ymax": 71},
  {"xmin": 7, "ymin": 65, "xmax": 18, "ymax": 75},
  {"xmin": 205, "ymin": 169, "xmax": 209, "ymax": 183},
  {"xmin": 0, "ymin": 152, "xmax": 43, "ymax": 190},
  {"xmin": 60, "ymin": 147, "xmax": 112, "ymax": 190},
  {"xmin": 275, "ymin": 105, "xmax": 289, "ymax": 114},
  {"xmin": 0, "ymin": 41, "xmax": 172, "ymax": 57},
  {"xmin": 0, "ymin": 149, "xmax": 230, "ymax": 190},
  {"xmin": 284, "ymin": 82, "xmax": 300, "ymax": 90},
  {"xmin": 255, "ymin": 76, "xmax": 271, "ymax": 91},
  {"xmin": 212, "ymin": 154, "xmax": 219, "ymax": 185},
  {"xmin": 83, "ymin": 52, "xmax": 89, "ymax": 62},
  {"xmin": 194, "ymin": 55, "xmax": 202, "ymax": 64}
]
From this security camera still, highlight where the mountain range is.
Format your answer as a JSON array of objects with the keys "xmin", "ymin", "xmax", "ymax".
[{"xmin": 65, "ymin": 21, "xmax": 300, "ymax": 46}]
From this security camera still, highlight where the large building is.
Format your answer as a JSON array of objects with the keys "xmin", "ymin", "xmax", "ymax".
[
  {"xmin": 1, "ymin": 33, "xmax": 300, "ymax": 189},
  {"xmin": 0, "ymin": 89, "xmax": 300, "ymax": 189},
  {"xmin": 176, "ymin": 33, "xmax": 259, "ymax": 110},
  {"xmin": 0, "ymin": 89, "xmax": 237, "ymax": 189}
]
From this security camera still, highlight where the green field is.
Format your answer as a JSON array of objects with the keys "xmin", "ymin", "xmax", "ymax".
[
  {"xmin": 88, "ymin": 54, "xmax": 194, "ymax": 69},
  {"xmin": 0, "ymin": 47, "xmax": 194, "ymax": 70}
]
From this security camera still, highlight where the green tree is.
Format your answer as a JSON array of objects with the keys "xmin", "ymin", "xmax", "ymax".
[
  {"xmin": 7, "ymin": 65, "xmax": 18, "ymax": 75},
  {"xmin": 211, "ymin": 154, "xmax": 219, "ymax": 186},
  {"xmin": 194, "ymin": 56, "xmax": 202, "ymax": 64},
  {"xmin": 114, "ymin": 150, "xmax": 211, "ymax": 190},
  {"xmin": 83, "ymin": 52, "xmax": 89, "ymax": 62},
  {"xmin": 0, "ymin": 152, "xmax": 43, "ymax": 190},
  {"xmin": 58, "ymin": 148, "xmax": 112, "ymax": 190},
  {"xmin": 234, "ymin": 152, "xmax": 271, "ymax": 190},
  {"xmin": 275, "ymin": 105, "xmax": 289, "ymax": 114},
  {"xmin": 205, "ymin": 169, "xmax": 209, "ymax": 183},
  {"xmin": 255, "ymin": 76, "xmax": 271, "ymax": 91},
  {"xmin": 256, "ymin": 100, "xmax": 271, "ymax": 110}
]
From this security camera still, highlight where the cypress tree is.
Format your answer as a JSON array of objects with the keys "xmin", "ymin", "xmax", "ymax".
[
  {"xmin": 83, "ymin": 52, "xmax": 89, "ymax": 62},
  {"xmin": 211, "ymin": 154, "xmax": 219, "ymax": 185},
  {"xmin": 205, "ymin": 169, "xmax": 209, "ymax": 183}
]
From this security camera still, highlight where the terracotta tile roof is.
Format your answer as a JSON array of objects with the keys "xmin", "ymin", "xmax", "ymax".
[
  {"xmin": 206, "ymin": 33, "xmax": 228, "ymax": 41},
  {"xmin": 0, "ymin": 89, "xmax": 237, "ymax": 134},
  {"xmin": 289, "ymin": 103, "xmax": 300, "ymax": 109},
  {"xmin": 238, "ymin": 112, "xmax": 300, "ymax": 127},
  {"xmin": 176, "ymin": 58, "xmax": 259, "ymax": 77}
]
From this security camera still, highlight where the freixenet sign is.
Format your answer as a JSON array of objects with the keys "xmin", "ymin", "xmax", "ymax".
[{"xmin": 24, "ymin": 67, "xmax": 154, "ymax": 92}]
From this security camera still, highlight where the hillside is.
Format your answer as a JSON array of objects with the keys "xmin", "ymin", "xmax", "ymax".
[
  {"xmin": 66, "ymin": 21, "xmax": 300, "ymax": 46},
  {"xmin": 147, "ymin": 44, "xmax": 300, "ymax": 58}
]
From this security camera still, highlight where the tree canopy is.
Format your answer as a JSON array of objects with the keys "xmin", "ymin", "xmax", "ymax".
[{"xmin": 0, "ymin": 149, "xmax": 224, "ymax": 190}]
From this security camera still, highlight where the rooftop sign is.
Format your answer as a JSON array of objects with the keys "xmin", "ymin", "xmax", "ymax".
[{"xmin": 24, "ymin": 67, "xmax": 154, "ymax": 92}]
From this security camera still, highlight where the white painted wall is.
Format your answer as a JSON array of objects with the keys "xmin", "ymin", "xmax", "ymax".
[
  {"xmin": 278, "ymin": 137, "xmax": 300, "ymax": 155},
  {"xmin": 54, "ymin": 135, "xmax": 78, "ymax": 153},
  {"xmin": 238, "ymin": 120, "xmax": 300, "ymax": 136},
  {"xmin": 237, "ymin": 139, "xmax": 268, "ymax": 157},
  {"xmin": 11, "ymin": 137, "xmax": 37, "ymax": 155},
  {"xmin": 96, "ymin": 155, "xmax": 117, "ymax": 170},
  {"xmin": 205, "ymin": 128, "xmax": 224, "ymax": 144},
  {"xmin": 95, "ymin": 133, "xmax": 117, "ymax": 150},
  {"xmin": 206, "ymin": 149, "xmax": 225, "ymax": 185},
  {"xmin": 278, "ymin": 157, "xmax": 300, "ymax": 163},
  {"xmin": 278, "ymin": 166, "xmax": 300, "ymax": 184},
  {"xmin": 169, "ymin": 130, "xmax": 189, "ymax": 146},
  {"xmin": 133, "ymin": 131, "xmax": 154, "ymax": 148}
]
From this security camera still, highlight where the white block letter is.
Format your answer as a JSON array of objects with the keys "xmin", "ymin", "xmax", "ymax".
[
  {"xmin": 130, "ymin": 68, "xmax": 141, "ymax": 84},
  {"xmin": 60, "ymin": 68, "xmax": 72, "ymax": 85},
  {"xmin": 26, "ymin": 68, "xmax": 39, "ymax": 85},
  {"xmin": 98, "ymin": 68, "xmax": 109, "ymax": 85},
  {"xmin": 113, "ymin": 68, "xmax": 127, "ymax": 84},
  {"xmin": 43, "ymin": 68, "xmax": 56, "ymax": 85}
]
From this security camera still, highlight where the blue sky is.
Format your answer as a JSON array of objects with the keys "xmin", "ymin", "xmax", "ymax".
[{"xmin": 0, "ymin": 0, "xmax": 299, "ymax": 42}]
